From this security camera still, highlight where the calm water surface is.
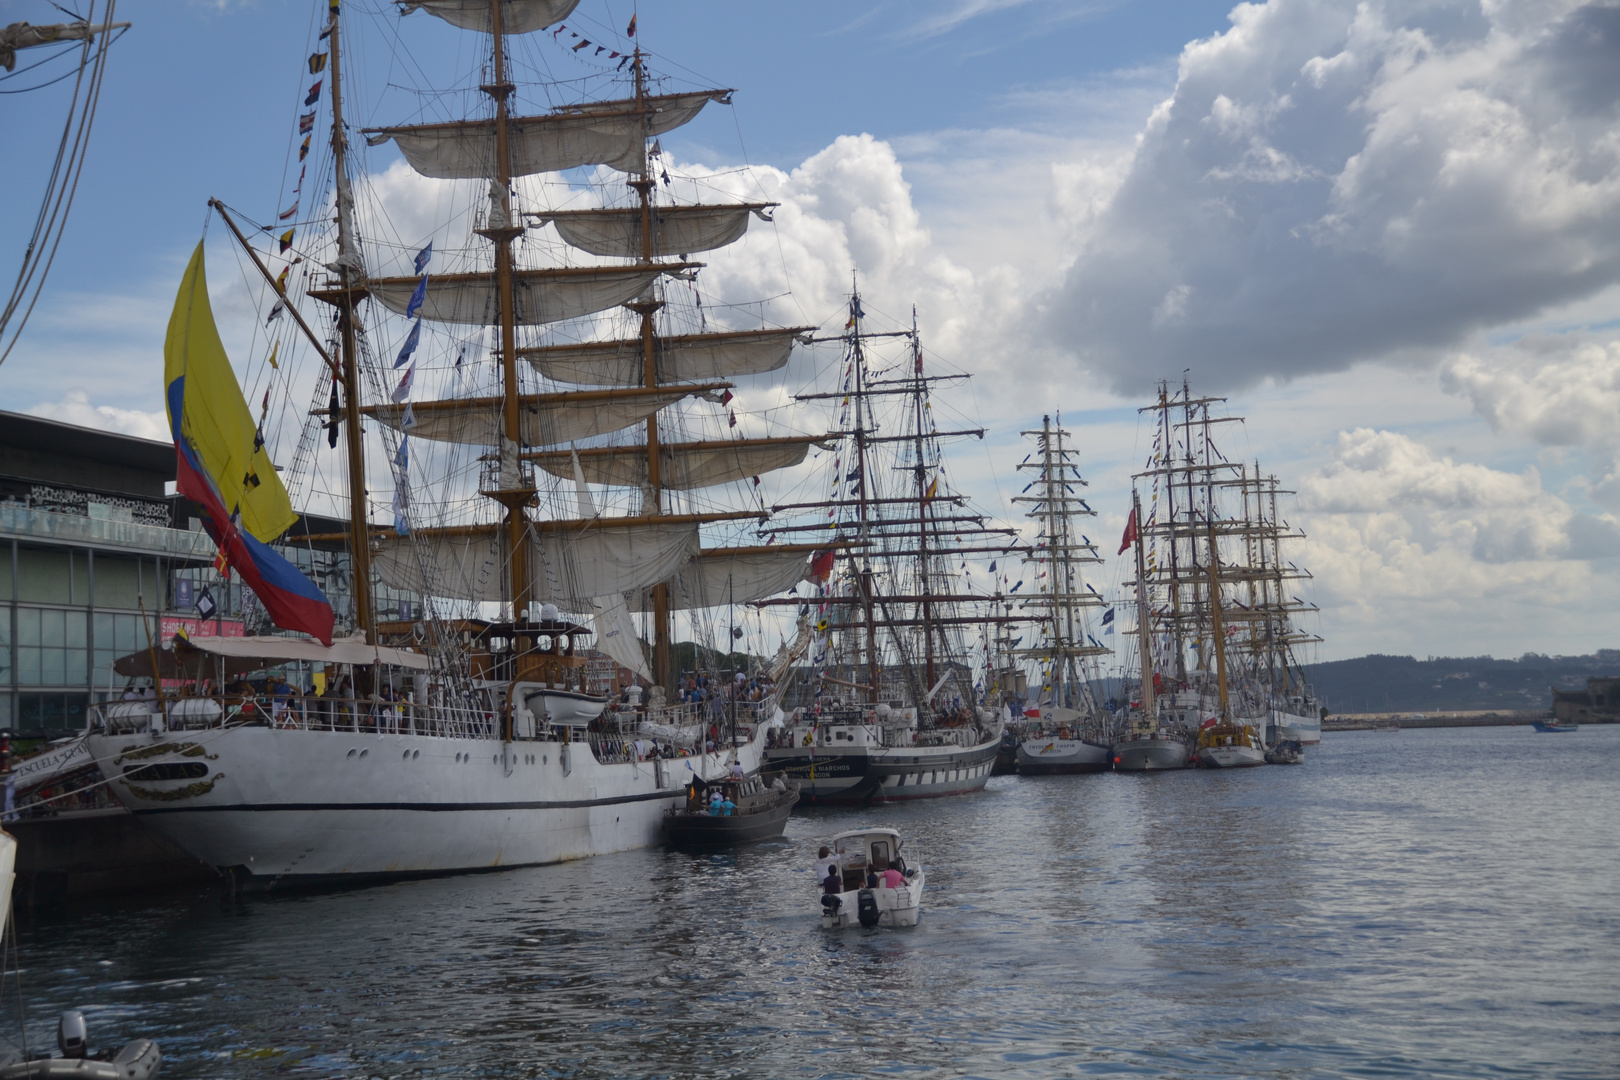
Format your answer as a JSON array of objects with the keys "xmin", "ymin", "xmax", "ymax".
[{"xmin": 8, "ymin": 725, "xmax": 1619, "ymax": 1078}]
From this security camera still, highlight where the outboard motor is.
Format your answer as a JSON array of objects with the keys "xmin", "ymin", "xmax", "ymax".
[
  {"xmin": 857, "ymin": 888, "xmax": 881, "ymax": 928},
  {"xmin": 821, "ymin": 893, "xmax": 842, "ymax": 918},
  {"xmin": 58, "ymin": 1010, "xmax": 88, "ymax": 1058}
]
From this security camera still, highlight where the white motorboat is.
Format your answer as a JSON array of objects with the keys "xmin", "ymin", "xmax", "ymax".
[
  {"xmin": 1191, "ymin": 720, "xmax": 1267, "ymax": 768},
  {"xmin": 819, "ymin": 827, "xmax": 924, "ymax": 929}
]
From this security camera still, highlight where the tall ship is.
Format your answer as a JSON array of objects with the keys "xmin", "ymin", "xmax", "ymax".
[
  {"xmin": 1009, "ymin": 415, "xmax": 1115, "ymax": 775},
  {"xmin": 759, "ymin": 292, "xmax": 1010, "ymax": 802},
  {"xmin": 1124, "ymin": 381, "xmax": 1323, "ymax": 769},
  {"xmin": 84, "ymin": 0, "xmax": 828, "ymax": 882}
]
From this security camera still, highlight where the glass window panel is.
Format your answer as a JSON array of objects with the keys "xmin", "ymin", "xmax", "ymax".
[
  {"xmin": 0, "ymin": 544, "xmax": 11, "ymax": 600},
  {"xmin": 41, "ymin": 609, "xmax": 65, "ymax": 648},
  {"xmin": 0, "ymin": 607, "xmax": 10, "ymax": 683},
  {"xmin": 17, "ymin": 549, "xmax": 69, "ymax": 604},
  {"xmin": 15, "ymin": 607, "xmax": 39, "ymax": 646},
  {"xmin": 0, "ymin": 693, "xmax": 11, "ymax": 726},
  {"xmin": 94, "ymin": 612, "xmax": 112, "ymax": 646},
  {"xmin": 41, "ymin": 649, "xmax": 65, "ymax": 685},
  {"xmin": 18, "ymin": 647, "xmax": 40, "ymax": 685},
  {"xmin": 64, "ymin": 649, "xmax": 87, "ymax": 686},
  {"xmin": 65, "ymin": 611, "xmax": 86, "ymax": 649},
  {"xmin": 63, "ymin": 694, "xmax": 87, "ymax": 729},
  {"xmin": 94, "ymin": 556, "xmax": 142, "ymax": 610}
]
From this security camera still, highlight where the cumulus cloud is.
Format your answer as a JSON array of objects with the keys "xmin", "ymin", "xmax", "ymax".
[
  {"xmin": 1442, "ymin": 334, "xmax": 1620, "ymax": 505},
  {"xmin": 1047, "ymin": 0, "xmax": 1620, "ymax": 392},
  {"xmin": 1293, "ymin": 426, "xmax": 1620, "ymax": 651},
  {"xmin": 27, "ymin": 390, "xmax": 168, "ymax": 441}
]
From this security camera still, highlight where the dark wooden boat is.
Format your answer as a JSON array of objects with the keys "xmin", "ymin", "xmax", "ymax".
[{"xmin": 662, "ymin": 776, "xmax": 797, "ymax": 848}]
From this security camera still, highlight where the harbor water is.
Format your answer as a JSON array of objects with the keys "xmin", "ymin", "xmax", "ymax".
[{"xmin": 8, "ymin": 725, "xmax": 1617, "ymax": 1078}]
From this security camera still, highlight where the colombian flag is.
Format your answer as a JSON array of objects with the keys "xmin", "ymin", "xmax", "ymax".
[{"xmin": 167, "ymin": 242, "xmax": 334, "ymax": 644}]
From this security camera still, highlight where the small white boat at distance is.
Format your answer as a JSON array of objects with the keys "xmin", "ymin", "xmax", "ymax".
[{"xmin": 819, "ymin": 827, "xmax": 924, "ymax": 929}]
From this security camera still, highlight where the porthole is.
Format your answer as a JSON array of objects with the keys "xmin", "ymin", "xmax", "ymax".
[
  {"xmin": 403, "ymin": 750, "xmax": 411, "ymax": 761},
  {"xmin": 359, "ymin": 749, "xmax": 369, "ymax": 758},
  {"xmin": 347, "ymin": 748, "xmax": 357, "ymax": 758},
  {"xmin": 413, "ymin": 750, "xmax": 421, "ymax": 760}
]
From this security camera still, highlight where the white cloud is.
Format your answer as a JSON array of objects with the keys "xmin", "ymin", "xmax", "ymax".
[
  {"xmin": 1442, "ymin": 334, "xmax": 1620, "ymax": 505},
  {"xmin": 27, "ymin": 390, "xmax": 168, "ymax": 441},
  {"xmin": 1045, "ymin": 0, "xmax": 1620, "ymax": 392}
]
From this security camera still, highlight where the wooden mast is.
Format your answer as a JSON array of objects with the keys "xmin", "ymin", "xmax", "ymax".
[
  {"xmin": 849, "ymin": 288, "xmax": 881, "ymax": 703},
  {"xmin": 482, "ymin": 0, "xmax": 534, "ymax": 632},
  {"xmin": 1206, "ymin": 518, "xmax": 1231, "ymax": 721},
  {"xmin": 628, "ymin": 47, "xmax": 673, "ymax": 691},
  {"xmin": 1040, "ymin": 414, "xmax": 1060, "ymax": 704},
  {"xmin": 909, "ymin": 312, "xmax": 936, "ymax": 694},
  {"xmin": 325, "ymin": 6, "xmax": 375, "ymax": 644},
  {"xmin": 1132, "ymin": 489, "xmax": 1155, "ymax": 724}
]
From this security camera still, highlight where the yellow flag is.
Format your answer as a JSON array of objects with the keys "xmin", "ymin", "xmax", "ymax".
[
  {"xmin": 164, "ymin": 241, "xmax": 298, "ymax": 543},
  {"xmin": 266, "ymin": 341, "xmax": 279, "ymax": 370}
]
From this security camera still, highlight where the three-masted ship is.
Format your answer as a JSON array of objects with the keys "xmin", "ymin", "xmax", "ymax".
[
  {"xmin": 758, "ymin": 292, "xmax": 1011, "ymax": 803},
  {"xmin": 1124, "ymin": 381, "xmax": 1322, "ymax": 770},
  {"xmin": 1008, "ymin": 415, "xmax": 1115, "ymax": 774},
  {"xmin": 85, "ymin": 0, "xmax": 827, "ymax": 882}
]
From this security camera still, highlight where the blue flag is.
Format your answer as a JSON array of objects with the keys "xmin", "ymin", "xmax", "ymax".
[
  {"xmin": 405, "ymin": 275, "xmax": 428, "ymax": 320},
  {"xmin": 414, "ymin": 242, "xmax": 432, "ymax": 274},
  {"xmin": 394, "ymin": 319, "xmax": 420, "ymax": 368}
]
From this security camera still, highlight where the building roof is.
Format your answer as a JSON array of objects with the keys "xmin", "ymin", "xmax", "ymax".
[{"xmin": 0, "ymin": 409, "xmax": 173, "ymax": 474}]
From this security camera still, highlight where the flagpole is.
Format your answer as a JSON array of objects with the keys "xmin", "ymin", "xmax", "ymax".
[{"xmin": 208, "ymin": 200, "xmax": 340, "ymax": 381}]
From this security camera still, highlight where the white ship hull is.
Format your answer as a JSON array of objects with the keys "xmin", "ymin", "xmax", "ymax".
[
  {"xmin": 1015, "ymin": 737, "xmax": 1112, "ymax": 774},
  {"xmin": 1193, "ymin": 743, "xmax": 1267, "ymax": 768},
  {"xmin": 87, "ymin": 725, "xmax": 762, "ymax": 881},
  {"xmin": 1112, "ymin": 733, "xmax": 1189, "ymax": 771},
  {"xmin": 1269, "ymin": 709, "xmax": 1322, "ymax": 745}
]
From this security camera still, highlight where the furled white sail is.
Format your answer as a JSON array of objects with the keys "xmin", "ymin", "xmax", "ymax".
[
  {"xmin": 397, "ymin": 0, "xmax": 579, "ymax": 35},
  {"xmin": 534, "ymin": 204, "xmax": 772, "ymax": 259},
  {"xmin": 363, "ymin": 91, "xmax": 732, "ymax": 180},
  {"xmin": 367, "ymin": 388, "xmax": 699, "ymax": 447},
  {"xmin": 628, "ymin": 547, "xmax": 810, "ymax": 612},
  {"xmin": 523, "ymin": 327, "xmax": 808, "ymax": 388},
  {"xmin": 571, "ymin": 449, "xmax": 652, "ymax": 681},
  {"xmin": 369, "ymin": 267, "xmax": 674, "ymax": 327},
  {"xmin": 530, "ymin": 437, "xmax": 820, "ymax": 491},
  {"xmin": 373, "ymin": 520, "xmax": 700, "ymax": 604}
]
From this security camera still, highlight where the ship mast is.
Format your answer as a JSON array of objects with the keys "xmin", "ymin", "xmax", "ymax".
[
  {"xmin": 1132, "ymin": 489, "xmax": 1155, "ymax": 722},
  {"xmin": 628, "ymin": 48, "xmax": 674, "ymax": 690},
  {"xmin": 322, "ymin": 7, "xmax": 374, "ymax": 643},
  {"xmin": 908, "ymin": 310, "xmax": 937, "ymax": 692},
  {"xmin": 481, "ymin": 0, "xmax": 534, "ymax": 635}
]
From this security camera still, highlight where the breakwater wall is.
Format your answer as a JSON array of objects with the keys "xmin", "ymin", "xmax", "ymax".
[{"xmin": 1324, "ymin": 710, "xmax": 1570, "ymax": 731}]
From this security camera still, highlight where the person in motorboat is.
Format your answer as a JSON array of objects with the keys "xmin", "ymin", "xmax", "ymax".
[
  {"xmin": 822, "ymin": 866, "xmax": 844, "ymax": 899},
  {"xmin": 814, "ymin": 845, "xmax": 838, "ymax": 881},
  {"xmin": 718, "ymin": 795, "xmax": 736, "ymax": 816}
]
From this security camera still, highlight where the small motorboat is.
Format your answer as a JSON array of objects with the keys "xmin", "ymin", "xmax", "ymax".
[
  {"xmin": 0, "ymin": 832, "xmax": 161, "ymax": 1079},
  {"xmin": 1264, "ymin": 738, "xmax": 1305, "ymax": 765},
  {"xmin": 1532, "ymin": 720, "xmax": 1578, "ymax": 732},
  {"xmin": 662, "ymin": 775, "xmax": 796, "ymax": 848},
  {"xmin": 1192, "ymin": 720, "xmax": 1267, "ymax": 768},
  {"xmin": 818, "ymin": 827, "xmax": 925, "ymax": 929}
]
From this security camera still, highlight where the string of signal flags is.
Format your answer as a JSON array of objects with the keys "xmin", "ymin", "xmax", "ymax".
[{"xmin": 551, "ymin": 11, "xmax": 639, "ymax": 69}]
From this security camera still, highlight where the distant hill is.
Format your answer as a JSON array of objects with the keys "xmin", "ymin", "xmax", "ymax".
[{"xmin": 1301, "ymin": 651, "xmax": 1620, "ymax": 715}]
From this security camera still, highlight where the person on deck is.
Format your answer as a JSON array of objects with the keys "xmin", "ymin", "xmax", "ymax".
[
  {"xmin": 880, "ymin": 866, "xmax": 906, "ymax": 889},
  {"xmin": 814, "ymin": 845, "xmax": 838, "ymax": 881},
  {"xmin": 822, "ymin": 866, "xmax": 843, "ymax": 896}
]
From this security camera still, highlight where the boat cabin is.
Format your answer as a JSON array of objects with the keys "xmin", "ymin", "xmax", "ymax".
[{"xmin": 829, "ymin": 827, "xmax": 908, "ymax": 891}]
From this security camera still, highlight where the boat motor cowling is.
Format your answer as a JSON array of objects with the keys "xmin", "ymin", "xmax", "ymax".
[
  {"xmin": 58, "ymin": 1010, "xmax": 88, "ymax": 1058},
  {"xmin": 857, "ymin": 888, "xmax": 881, "ymax": 928}
]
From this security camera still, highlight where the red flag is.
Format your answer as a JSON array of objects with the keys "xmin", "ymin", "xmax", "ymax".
[
  {"xmin": 1117, "ymin": 507, "xmax": 1138, "ymax": 555},
  {"xmin": 809, "ymin": 549, "xmax": 835, "ymax": 583},
  {"xmin": 626, "ymin": 14, "xmax": 636, "ymax": 36}
]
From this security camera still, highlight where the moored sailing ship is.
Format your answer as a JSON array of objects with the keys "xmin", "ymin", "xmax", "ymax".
[
  {"xmin": 1125, "ymin": 381, "xmax": 1323, "ymax": 768},
  {"xmin": 85, "ymin": 0, "xmax": 827, "ymax": 881},
  {"xmin": 760, "ymin": 292, "xmax": 1010, "ymax": 803},
  {"xmin": 1009, "ymin": 415, "xmax": 1114, "ymax": 775}
]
